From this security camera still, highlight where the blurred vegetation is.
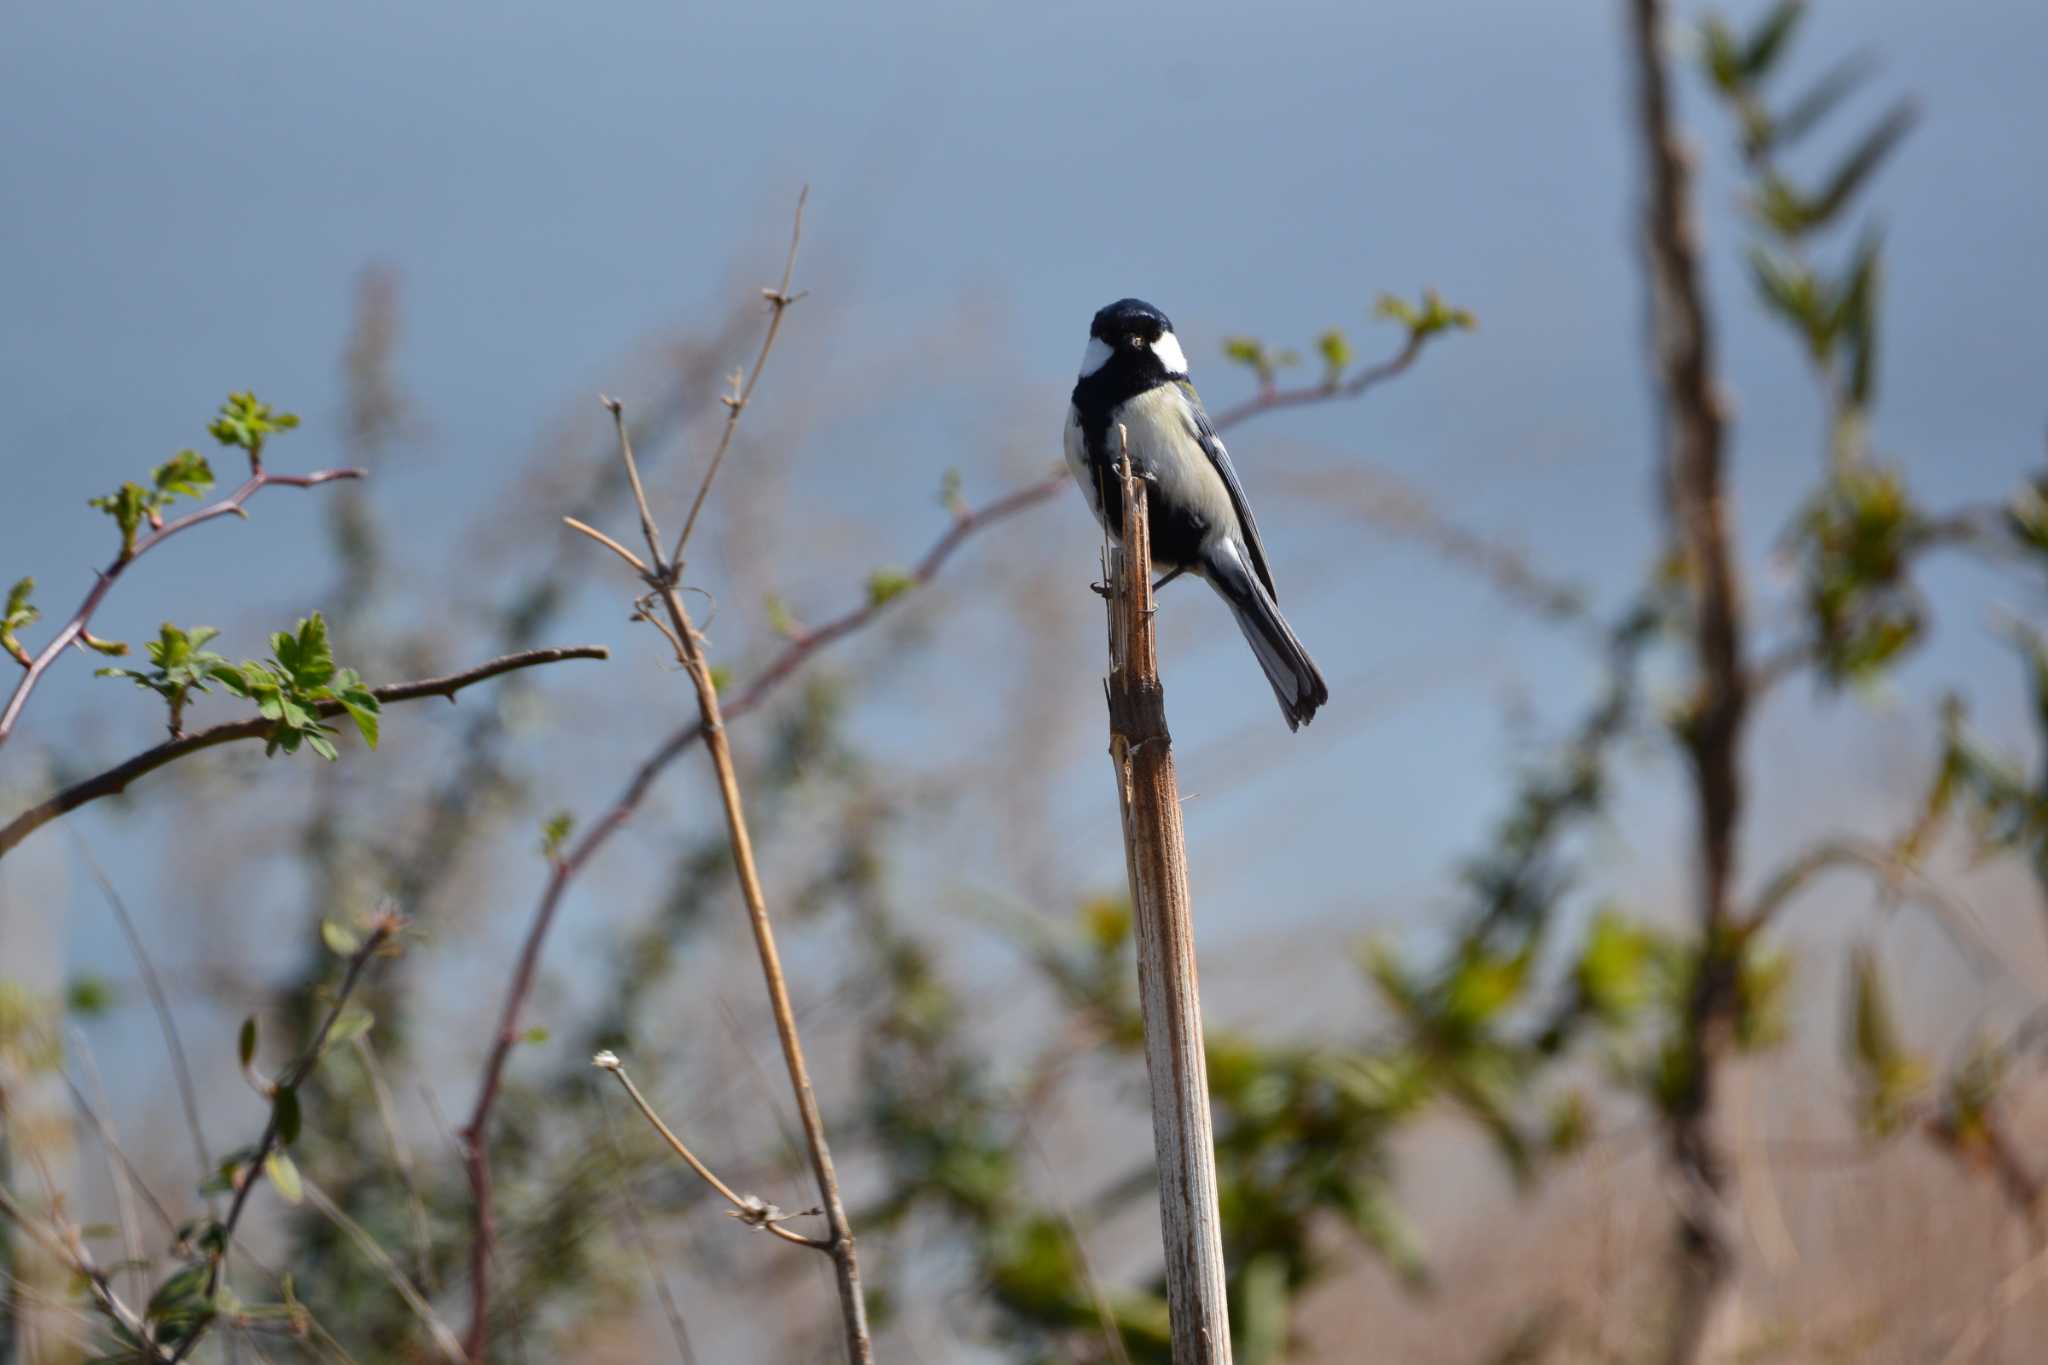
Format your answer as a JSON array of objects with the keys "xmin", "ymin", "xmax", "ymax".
[{"xmin": 6, "ymin": 4, "xmax": 2048, "ymax": 1364}]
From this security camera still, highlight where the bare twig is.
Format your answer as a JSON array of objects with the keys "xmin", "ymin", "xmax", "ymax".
[
  {"xmin": 1629, "ymin": 0, "xmax": 1749, "ymax": 1360},
  {"xmin": 0, "ymin": 645, "xmax": 610, "ymax": 858},
  {"xmin": 593, "ymin": 1052, "xmax": 830, "ymax": 1250},
  {"xmin": 562, "ymin": 515, "xmax": 650, "ymax": 577},
  {"xmin": 350, "ymin": 1034, "xmax": 436, "ymax": 1290},
  {"xmin": 1102, "ymin": 432, "xmax": 1232, "ymax": 1362},
  {"xmin": 73, "ymin": 837, "xmax": 213, "ymax": 1200},
  {"xmin": 167, "ymin": 912, "xmax": 403, "ymax": 1364},
  {"xmin": 672, "ymin": 186, "xmax": 808, "ymax": 567},
  {"xmin": 0, "ymin": 465, "xmax": 366, "ymax": 748},
  {"xmin": 1745, "ymin": 837, "xmax": 2007, "ymax": 982},
  {"xmin": 300, "ymin": 1175, "xmax": 465, "ymax": 1362},
  {"xmin": 630, "ymin": 405, "xmax": 872, "ymax": 1360},
  {"xmin": 598, "ymin": 1087, "xmax": 700, "ymax": 1364}
]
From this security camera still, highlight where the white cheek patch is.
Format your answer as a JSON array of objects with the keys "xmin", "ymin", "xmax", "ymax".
[
  {"xmin": 1079, "ymin": 335, "xmax": 1114, "ymax": 377},
  {"xmin": 1151, "ymin": 329, "xmax": 1188, "ymax": 376}
]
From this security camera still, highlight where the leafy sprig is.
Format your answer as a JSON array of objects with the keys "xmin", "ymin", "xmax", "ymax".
[
  {"xmin": 96, "ymin": 623, "xmax": 230, "ymax": 736},
  {"xmin": 206, "ymin": 613, "xmax": 380, "ymax": 761}
]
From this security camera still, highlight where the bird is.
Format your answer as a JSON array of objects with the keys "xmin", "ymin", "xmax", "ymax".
[{"xmin": 1065, "ymin": 297, "xmax": 1329, "ymax": 729}]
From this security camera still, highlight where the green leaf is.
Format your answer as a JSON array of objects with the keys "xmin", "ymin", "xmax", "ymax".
[
  {"xmin": 151, "ymin": 449, "xmax": 214, "ymax": 502},
  {"xmin": 263, "ymin": 1150, "xmax": 303, "ymax": 1204},
  {"xmin": 1807, "ymin": 100, "xmax": 1918, "ymax": 229},
  {"xmin": 336, "ymin": 676, "xmax": 381, "ymax": 749},
  {"xmin": 326, "ymin": 1007, "xmax": 375, "ymax": 1048},
  {"xmin": 66, "ymin": 975, "xmax": 116, "ymax": 1017},
  {"xmin": 208, "ymin": 391, "xmax": 300, "ymax": 458},
  {"xmin": 273, "ymin": 1085, "xmax": 301, "ymax": 1145},
  {"xmin": 1835, "ymin": 228, "xmax": 1884, "ymax": 407},
  {"xmin": 1700, "ymin": 13, "xmax": 1743, "ymax": 93},
  {"xmin": 146, "ymin": 1261, "xmax": 215, "ymax": 1332},
  {"xmin": 1316, "ymin": 327, "xmax": 1353, "ymax": 382},
  {"xmin": 273, "ymin": 613, "xmax": 335, "ymax": 689},
  {"xmin": 865, "ymin": 569, "xmax": 917, "ymax": 607},
  {"xmin": 321, "ymin": 920, "xmax": 361, "ymax": 956},
  {"xmin": 1741, "ymin": 1, "xmax": 1805, "ymax": 81},
  {"xmin": 1, "ymin": 578, "xmax": 37, "ymax": 663},
  {"xmin": 79, "ymin": 633, "xmax": 128, "ymax": 657},
  {"xmin": 1746, "ymin": 244, "xmax": 1829, "ymax": 358},
  {"xmin": 1847, "ymin": 943, "xmax": 1927, "ymax": 1135},
  {"xmin": 521, "ymin": 1026, "xmax": 550, "ymax": 1045},
  {"xmin": 89, "ymin": 483, "xmax": 150, "ymax": 555},
  {"xmin": 539, "ymin": 810, "xmax": 575, "ymax": 859},
  {"xmin": 238, "ymin": 1016, "xmax": 258, "ymax": 1069}
]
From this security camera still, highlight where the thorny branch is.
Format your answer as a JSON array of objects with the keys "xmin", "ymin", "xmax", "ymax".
[
  {"xmin": 0, "ymin": 465, "xmax": 366, "ymax": 748},
  {"xmin": 0, "ymin": 645, "xmax": 611, "ymax": 858},
  {"xmin": 593, "ymin": 1051, "xmax": 830, "ymax": 1250},
  {"xmin": 672, "ymin": 185, "xmax": 808, "ymax": 567}
]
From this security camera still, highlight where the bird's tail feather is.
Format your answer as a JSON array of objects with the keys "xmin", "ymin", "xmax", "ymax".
[{"xmin": 1204, "ymin": 539, "xmax": 1329, "ymax": 730}]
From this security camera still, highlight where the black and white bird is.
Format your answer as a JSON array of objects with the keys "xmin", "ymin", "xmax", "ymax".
[{"xmin": 1065, "ymin": 297, "xmax": 1329, "ymax": 729}]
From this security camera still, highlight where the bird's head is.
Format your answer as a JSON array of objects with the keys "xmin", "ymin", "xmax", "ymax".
[{"xmin": 1079, "ymin": 297, "xmax": 1188, "ymax": 381}]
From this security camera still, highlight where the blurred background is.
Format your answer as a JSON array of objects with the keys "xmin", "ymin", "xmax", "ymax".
[{"xmin": 5, "ymin": 0, "xmax": 2048, "ymax": 1360}]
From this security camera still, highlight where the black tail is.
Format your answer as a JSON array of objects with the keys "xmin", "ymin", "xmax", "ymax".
[{"xmin": 1202, "ymin": 539, "xmax": 1329, "ymax": 730}]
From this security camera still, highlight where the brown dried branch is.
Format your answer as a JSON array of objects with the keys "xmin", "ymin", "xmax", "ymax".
[
  {"xmin": 672, "ymin": 186, "xmax": 808, "ymax": 567},
  {"xmin": 593, "ymin": 1051, "xmax": 830, "ymax": 1250},
  {"xmin": 1102, "ymin": 433, "xmax": 1231, "ymax": 1361},
  {"xmin": 0, "ymin": 645, "xmax": 611, "ymax": 858},
  {"xmin": 0, "ymin": 465, "xmax": 366, "ymax": 748},
  {"xmin": 1629, "ymin": 1, "xmax": 1750, "ymax": 1361}
]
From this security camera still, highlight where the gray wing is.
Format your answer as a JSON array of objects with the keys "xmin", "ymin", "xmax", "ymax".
[{"xmin": 1176, "ymin": 379, "xmax": 1278, "ymax": 600}]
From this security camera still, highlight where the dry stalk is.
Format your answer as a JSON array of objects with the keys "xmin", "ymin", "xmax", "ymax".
[{"xmin": 1102, "ymin": 431, "xmax": 1232, "ymax": 1362}]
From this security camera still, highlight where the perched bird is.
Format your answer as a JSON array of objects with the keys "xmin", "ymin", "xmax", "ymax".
[{"xmin": 1065, "ymin": 297, "xmax": 1329, "ymax": 729}]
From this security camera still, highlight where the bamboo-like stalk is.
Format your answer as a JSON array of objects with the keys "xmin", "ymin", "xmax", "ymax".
[{"xmin": 1102, "ymin": 438, "xmax": 1233, "ymax": 1363}]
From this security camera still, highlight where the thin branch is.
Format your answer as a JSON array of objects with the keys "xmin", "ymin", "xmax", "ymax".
[
  {"xmin": 301, "ymin": 1176, "xmax": 465, "ymax": 1363},
  {"xmin": 0, "ymin": 1184, "xmax": 170, "ymax": 1362},
  {"xmin": 1744, "ymin": 837, "xmax": 2007, "ymax": 982},
  {"xmin": 1631, "ymin": 1, "xmax": 1749, "ymax": 1361},
  {"xmin": 0, "ymin": 645, "xmax": 610, "ymax": 858},
  {"xmin": 350, "ymin": 1034, "xmax": 436, "ymax": 1291},
  {"xmin": 600, "ymin": 396, "xmax": 668, "ymax": 571},
  {"xmin": 598, "ymin": 1087, "xmax": 700, "ymax": 1365},
  {"xmin": 167, "ymin": 912, "xmax": 402, "ymax": 1364},
  {"xmin": 74, "ymin": 836, "xmax": 213, "ymax": 1199},
  {"xmin": 562, "ymin": 515, "xmax": 650, "ymax": 577},
  {"xmin": 1206, "ymin": 330, "xmax": 1425, "ymax": 429},
  {"xmin": 671, "ymin": 187, "xmax": 808, "ymax": 567},
  {"xmin": 593, "ymin": 1052, "xmax": 830, "ymax": 1251},
  {"xmin": 633, "ymin": 395, "xmax": 871, "ymax": 1359},
  {"xmin": 0, "ymin": 465, "xmax": 365, "ymax": 748}
]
